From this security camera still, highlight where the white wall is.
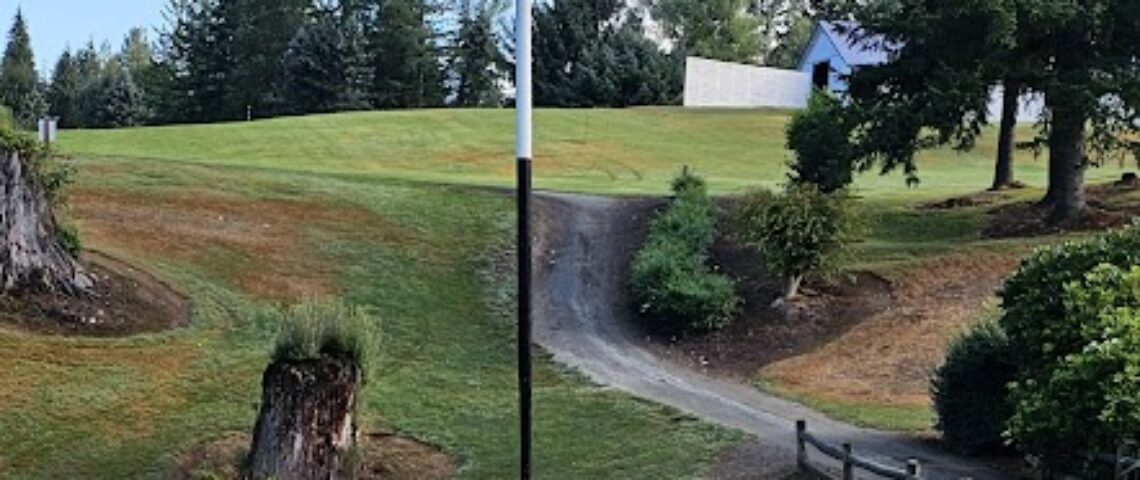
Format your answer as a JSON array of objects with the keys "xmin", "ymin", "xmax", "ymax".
[{"xmin": 683, "ymin": 57, "xmax": 812, "ymax": 109}]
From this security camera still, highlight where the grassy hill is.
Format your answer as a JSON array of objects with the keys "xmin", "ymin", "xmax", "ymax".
[{"xmin": 61, "ymin": 107, "xmax": 1130, "ymax": 199}]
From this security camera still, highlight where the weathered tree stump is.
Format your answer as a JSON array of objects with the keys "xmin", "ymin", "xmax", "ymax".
[
  {"xmin": 245, "ymin": 356, "xmax": 362, "ymax": 480},
  {"xmin": 0, "ymin": 151, "xmax": 91, "ymax": 294}
]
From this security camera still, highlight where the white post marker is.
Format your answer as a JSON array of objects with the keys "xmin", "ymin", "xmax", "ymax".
[{"xmin": 514, "ymin": 0, "xmax": 534, "ymax": 479}]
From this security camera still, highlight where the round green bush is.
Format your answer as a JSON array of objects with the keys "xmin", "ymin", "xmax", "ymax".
[{"xmin": 931, "ymin": 320, "xmax": 1016, "ymax": 455}]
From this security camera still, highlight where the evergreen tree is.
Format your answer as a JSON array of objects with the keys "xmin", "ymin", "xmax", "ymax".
[
  {"xmin": 450, "ymin": 0, "xmax": 506, "ymax": 107},
  {"xmin": 227, "ymin": 0, "xmax": 309, "ymax": 118},
  {"xmin": 834, "ymin": 0, "xmax": 1140, "ymax": 223},
  {"xmin": 283, "ymin": 3, "xmax": 371, "ymax": 114},
  {"xmin": 651, "ymin": 0, "xmax": 762, "ymax": 64},
  {"xmin": 573, "ymin": 13, "xmax": 681, "ymax": 107},
  {"xmin": 532, "ymin": 0, "xmax": 624, "ymax": 106},
  {"xmin": 72, "ymin": 41, "xmax": 106, "ymax": 127},
  {"xmin": 0, "ymin": 9, "xmax": 40, "ymax": 127},
  {"xmin": 370, "ymin": 0, "xmax": 446, "ymax": 108},
  {"xmin": 48, "ymin": 49, "xmax": 81, "ymax": 127},
  {"xmin": 157, "ymin": 0, "xmax": 236, "ymax": 123},
  {"xmin": 95, "ymin": 61, "xmax": 147, "ymax": 128}
]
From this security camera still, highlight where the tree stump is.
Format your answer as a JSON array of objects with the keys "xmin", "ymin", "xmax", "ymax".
[
  {"xmin": 245, "ymin": 356, "xmax": 362, "ymax": 480},
  {"xmin": 0, "ymin": 151, "xmax": 91, "ymax": 294}
]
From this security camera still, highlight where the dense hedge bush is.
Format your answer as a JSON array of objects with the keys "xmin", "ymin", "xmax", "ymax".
[
  {"xmin": 731, "ymin": 183, "xmax": 859, "ymax": 302},
  {"xmin": 1000, "ymin": 221, "xmax": 1140, "ymax": 374},
  {"xmin": 1007, "ymin": 264, "xmax": 1140, "ymax": 470},
  {"xmin": 631, "ymin": 170, "xmax": 737, "ymax": 333},
  {"xmin": 786, "ymin": 91, "xmax": 858, "ymax": 193},
  {"xmin": 939, "ymin": 221, "xmax": 1140, "ymax": 468},
  {"xmin": 931, "ymin": 320, "xmax": 1016, "ymax": 455}
]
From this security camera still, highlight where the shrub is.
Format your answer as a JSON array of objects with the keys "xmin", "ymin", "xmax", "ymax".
[
  {"xmin": 273, "ymin": 302, "xmax": 378, "ymax": 374},
  {"xmin": 786, "ymin": 91, "xmax": 858, "ymax": 193},
  {"xmin": 1006, "ymin": 264, "xmax": 1140, "ymax": 471},
  {"xmin": 631, "ymin": 169, "xmax": 738, "ymax": 334},
  {"xmin": 999, "ymin": 221, "xmax": 1140, "ymax": 374},
  {"xmin": 931, "ymin": 320, "xmax": 1016, "ymax": 455},
  {"xmin": 731, "ymin": 184, "xmax": 860, "ymax": 302}
]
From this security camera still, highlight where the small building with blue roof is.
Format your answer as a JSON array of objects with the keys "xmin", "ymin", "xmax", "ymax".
[{"xmin": 797, "ymin": 21, "xmax": 891, "ymax": 94}]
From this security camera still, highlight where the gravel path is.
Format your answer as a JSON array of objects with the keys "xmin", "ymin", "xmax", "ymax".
[{"xmin": 532, "ymin": 192, "xmax": 1011, "ymax": 480}]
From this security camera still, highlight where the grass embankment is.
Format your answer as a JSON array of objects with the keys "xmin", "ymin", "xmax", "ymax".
[
  {"xmin": 62, "ymin": 107, "xmax": 1125, "ymax": 198},
  {"xmin": 57, "ymin": 108, "xmax": 1139, "ymax": 435},
  {"xmin": 0, "ymin": 158, "xmax": 738, "ymax": 478}
]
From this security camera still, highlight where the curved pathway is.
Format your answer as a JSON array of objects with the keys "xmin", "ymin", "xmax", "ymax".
[{"xmin": 532, "ymin": 193, "xmax": 1009, "ymax": 480}]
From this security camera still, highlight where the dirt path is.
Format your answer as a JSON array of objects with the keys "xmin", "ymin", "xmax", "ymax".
[{"xmin": 533, "ymin": 192, "xmax": 1010, "ymax": 480}]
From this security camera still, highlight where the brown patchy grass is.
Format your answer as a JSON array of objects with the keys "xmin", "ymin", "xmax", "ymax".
[
  {"xmin": 759, "ymin": 252, "xmax": 1020, "ymax": 410},
  {"xmin": 70, "ymin": 188, "xmax": 412, "ymax": 302}
]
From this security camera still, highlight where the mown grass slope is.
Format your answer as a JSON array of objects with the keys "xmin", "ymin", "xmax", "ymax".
[
  {"xmin": 0, "ymin": 158, "xmax": 738, "ymax": 478},
  {"xmin": 52, "ymin": 108, "xmax": 1140, "ymax": 436},
  {"xmin": 62, "ymin": 107, "xmax": 1128, "ymax": 198}
]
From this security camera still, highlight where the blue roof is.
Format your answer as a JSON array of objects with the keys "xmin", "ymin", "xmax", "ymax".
[{"xmin": 818, "ymin": 21, "xmax": 891, "ymax": 67}]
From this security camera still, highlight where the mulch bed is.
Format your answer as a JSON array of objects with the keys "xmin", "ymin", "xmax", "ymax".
[
  {"xmin": 648, "ymin": 235, "xmax": 894, "ymax": 379},
  {"xmin": 983, "ymin": 182, "xmax": 1140, "ymax": 239},
  {"xmin": 0, "ymin": 251, "xmax": 190, "ymax": 337}
]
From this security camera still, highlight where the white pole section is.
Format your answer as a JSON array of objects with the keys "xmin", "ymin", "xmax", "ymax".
[{"xmin": 516, "ymin": 0, "xmax": 533, "ymax": 161}]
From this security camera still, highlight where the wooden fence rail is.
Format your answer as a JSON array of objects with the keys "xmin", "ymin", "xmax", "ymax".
[{"xmin": 797, "ymin": 420, "xmax": 924, "ymax": 480}]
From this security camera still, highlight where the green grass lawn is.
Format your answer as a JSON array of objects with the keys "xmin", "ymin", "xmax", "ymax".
[
  {"xmin": 0, "ymin": 158, "xmax": 739, "ymax": 479},
  {"xmin": 61, "ymin": 107, "xmax": 1133, "ymax": 199},
  {"xmin": 31, "ymin": 107, "xmax": 1140, "ymax": 464}
]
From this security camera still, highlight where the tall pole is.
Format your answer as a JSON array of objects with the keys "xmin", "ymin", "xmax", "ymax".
[{"xmin": 515, "ymin": 0, "xmax": 534, "ymax": 479}]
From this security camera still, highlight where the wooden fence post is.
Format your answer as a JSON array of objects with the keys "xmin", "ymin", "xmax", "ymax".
[
  {"xmin": 842, "ymin": 443, "xmax": 854, "ymax": 480},
  {"xmin": 907, "ymin": 459, "xmax": 922, "ymax": 479},
  {"xmin": 796, "ymin": 420, "xmax": 807, "ymax": 469}
]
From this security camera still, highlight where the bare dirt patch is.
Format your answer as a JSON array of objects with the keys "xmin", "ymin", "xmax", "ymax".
[
  {"xmin": 167, "ymin": 431, "xmax": 455, "ymax": 480},
  {"xmin": 0, "ymin": 251, "xmax": 190, "ymax": 337},
  {"xmin": 71, "ymin": 189, "xmax": 410, "ymax": 301},
  {"xmin": 760, "ymin": 253, "xmax": 1020, "ymax": 408}
]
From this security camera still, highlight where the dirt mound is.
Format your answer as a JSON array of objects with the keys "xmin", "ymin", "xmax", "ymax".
[
  {"xmin": 167, "ymin": 431, "xmax": 455, "ymax": 480},
  {"xmin": 984, "ymin": 182, "xmax": 1140, "ymax": 239},
  {"xmin": 0, "ymin": 251, "xmax": 190, "ymax": 337},
  {"xmin": 652, "ymin": 235, "xmax": 893, "ymax": 378}
]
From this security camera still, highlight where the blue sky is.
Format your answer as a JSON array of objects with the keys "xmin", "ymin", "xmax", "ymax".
[{"xmin": 0, "ymin": 1, "xmax": 163, "ymax": 75}]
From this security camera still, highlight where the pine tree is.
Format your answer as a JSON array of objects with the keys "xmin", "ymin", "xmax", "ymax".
[
  {"xmin": 450, "ymin": 0, "xmax": 506, "ymax": 107},
  {"xmin": 532, "ymin": 0, "xmax": 623, "ymax": 106},
  {"xmin": 0, "ymin": 9, "xmax": 40, "ymax": 128},
  {"xmin": 651, "ymin": 0, "xmax": 762, "ymax": 64},
  {"xmin": 96, "ymin": 61, "xmax": 147, "ymax": 128},
  {"xmin": 228, "ymin": 0, "xmax": 309, "ymax": 118},
  {"xmin": 72, "ymin": 41, "xmax": 105, "ymax": 128},
  {"xmin": 48, "ymin": 49, "xmax": 81, "ymax": 127},
  {"xmin": 370, "ymin": 0, "xmax": 445, "ymax": 109},
  {"xmin": 157, "ymin": 0, "xmax": 236, "ymax": 123}
]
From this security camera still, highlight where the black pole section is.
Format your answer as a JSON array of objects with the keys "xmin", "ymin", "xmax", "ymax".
[{"xmin": 517, "ymin": 157, "xmax": 533, "ymax": 479}]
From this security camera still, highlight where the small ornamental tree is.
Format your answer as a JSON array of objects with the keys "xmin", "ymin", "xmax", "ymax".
[
  {"xmin": 732, "ymin": 184, "xmax": 859, "ymax": 303},
  {"xmin": 786, "ymin": 91, "xmax": 858, "ymax": 193}
]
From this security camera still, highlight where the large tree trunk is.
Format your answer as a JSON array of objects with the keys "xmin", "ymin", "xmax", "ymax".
[
  {"xmin": 0, "ymin": 151, "xmax": 92, "ymax": 295},
  {"xmin": 991, "ymin": 79, "xmax": 1020, "ymax": 191},
  {"xmin": 245, "ymin": 356, "xmax": 362, "ymax": 480},
  {"xmin": 1042, "ymin": 100, "xmax": 1087, "ymax": 224}
]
